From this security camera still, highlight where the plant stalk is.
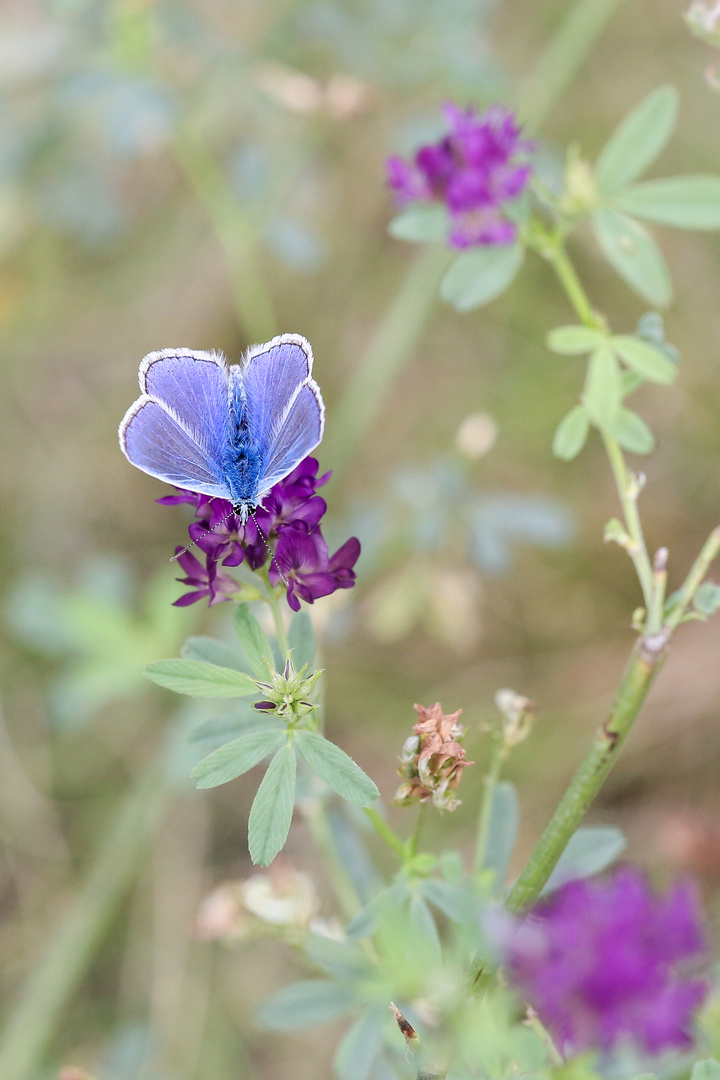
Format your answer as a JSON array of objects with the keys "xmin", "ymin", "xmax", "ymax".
[
  {"xmin": 473, "ymin": 737, "xmax": 505, "ymax": 874},
  {"xmin": 505, "ymin": 639, "xmax": 664, "ymax": 912}
]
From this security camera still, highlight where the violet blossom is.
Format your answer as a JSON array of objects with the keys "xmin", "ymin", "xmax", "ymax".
[
  {"xmin": 161, "ymin": 457, "xmax": 360, "ymax": 611},
  {"xmin": 386, "ymin": 103, "xmax": 533, "ymax": 249},
  {"xmin": 504, "ymin": 868, "xmax": 708, "ymax": 1055}
]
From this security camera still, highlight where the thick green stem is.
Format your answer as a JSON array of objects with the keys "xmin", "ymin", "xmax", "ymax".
[
  {"xmin": 517, "ymin": 0, "xmax": 629, "ymax": 132},
  {"xmin": 473, "ymin": 738, "xmax": 505, "ymax": 874},
  {"xmin": 505, "ymin": 641, "xmax": 663, "ymax": 912},
  {"xmin": 324, "ymin": 246, "xmax": 450, "ymax": 475},
  {"xmin": 0, "ymin": 764, "xmax": 169, "ymax": 1080},
  {"xmin": 171, "ymin": 128, "xmax": 278, "ymax": 344}
]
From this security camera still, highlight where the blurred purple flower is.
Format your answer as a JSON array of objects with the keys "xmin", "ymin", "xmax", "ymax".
[
  {"xmin": 505, "ymin": 869, "xmax": 708, "ymax": 1055},
  {"xmin": 387, "ymin": 103, "xmax": 533, "ymax": 249},
  {"xmin": 160, "ymin": 457, "xmax": 360, "ymax": 611},
  {"xmin": 269, "ymin": 526, "xmax": 361, "ymax": 612},
  {"xmin": 173, "ymin": 548, "xmax": 241, "ymax": 607}
]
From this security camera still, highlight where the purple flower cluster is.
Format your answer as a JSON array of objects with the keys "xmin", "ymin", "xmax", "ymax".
[
  {"xmin": 161, "ymin": 458, "xmax": 361, "ymax": 611},
  {"xmin": 387, "ymin": 103, "xmax": 533, "ymax": 249},
  {"xmin": 505, "ymin": 869, "xmax": 708, "ymax": 1055}
]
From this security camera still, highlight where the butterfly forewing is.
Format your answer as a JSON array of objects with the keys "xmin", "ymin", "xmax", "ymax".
[
  {"xmin": 140, "ymin": 349, "xmax": 231, "ymax": 456},
  {"xmin": 119, "ymin": 397, "xmax": 232, "ymax": 498}
]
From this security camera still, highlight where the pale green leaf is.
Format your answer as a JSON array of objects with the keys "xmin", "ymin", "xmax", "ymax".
[
  {"xmin": 440, "ymin": 242, "xmax": 523, "ymax": 311},
  {"xmin": 542, "ymin": 826, "xmax": 627, "ymax": 894},
  {"xmin": 593, "ymin": 209, "xmax": 673, "ymax": 307},
  {"xmin": 192, "ymin": 728, "xmax": 286, "ymax": 788},
  {"xmin": 144, "ymin": 659, "xmax": 257, "ymax": 697},
  {"xmin": 547, "ymin": 325, "xmax": 604, "ymax": 355},
  {"xmin": 691, "ymin": 1062, "xmax": 720, "ymax": 1080},
  {"xmin": 584, "ymin": 347, "xmax": 622, "ymax": 428},
  {"xmin": 552, "ymin": 405, "xmax": 591, "ymax": 461},
  {"xmin": 256, "ymin": 980, "xmax": 355, "ymax": 1030},
  {"xmin": 333, "ymin": 1006, "xmax": 386, "ymax": 1080},
  {"xmin": 610, "ymin": 409, "xmax": 655, "ymax": 454},
  {"xmin": 294, "ymin": 731, "xmax": 379, "ymax": 807},
  {"xmin": 596, "ymin": 86, "xmax": 678, "ymax": 195},
  {"xmin": 288, "ymin": 610, "xmax": 315, "ymax": 671},
  {"xmin": 233, "ymin": 606, "xmax": 272, "ymax": 678},
  {"xmin": 248, "ymin": 743, "xmax": 297, "ymax": 865},
  {"xmin": 616, "ymin": 176, "xmax": 720, "ymax": 229},
  {"xmin": 388, "ymin": 203, "xmax": 447, "ymax": 243},
  {"xmin": 181, "ymin": 636, "xmax": 250, "ymax": 672},
  {"xmin": 612, "ymin": 335, "xmax": 677, "ymax": 384},
  {"xmin": 693, "ymin": 582, "xmax": 720, "ymax": 616}
]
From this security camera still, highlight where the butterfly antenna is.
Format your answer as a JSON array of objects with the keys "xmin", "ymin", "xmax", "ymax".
[
  {"xmin": 249, "ymin": 509, "xmax": 289, "ymax": 588},
  {"xmin": 169, "ymin": 508, "xmax": 237, "ymax": 562}
]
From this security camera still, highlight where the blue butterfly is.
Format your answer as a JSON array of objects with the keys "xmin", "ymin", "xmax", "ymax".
[{"xmin": 119, "ymin": 333, "xmax": 325, "ymax": 522}]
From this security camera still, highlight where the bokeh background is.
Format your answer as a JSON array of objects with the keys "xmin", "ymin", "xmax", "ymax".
[{"xmin": 2, "ymin": 0, "xmax": 720, "ymax": 1077}]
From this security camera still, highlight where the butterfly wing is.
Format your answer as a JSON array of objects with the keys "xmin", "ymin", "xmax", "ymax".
[
  {"xmin": 119, "ymin": 348, "xmax": 233, "ymax": 499},
  {"xmin": 238, "ymin": 334, "xmax": 325, "ymax": 500}
]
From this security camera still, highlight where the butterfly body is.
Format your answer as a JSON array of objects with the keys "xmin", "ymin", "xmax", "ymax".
[{"xmin": 119, "ymin": 334, "xmax": 324, "ymax": 521}]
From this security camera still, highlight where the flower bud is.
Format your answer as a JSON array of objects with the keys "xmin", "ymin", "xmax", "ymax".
[{"xmin": 494, "ymin": 688, "xmax": 535, "ymax": 748}]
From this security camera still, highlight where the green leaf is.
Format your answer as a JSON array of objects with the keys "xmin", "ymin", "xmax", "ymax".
[
  {"xmin": 248, "ymin": 742, "xmax": 297, "ymax": 865},
  {"xmin": 691, "ymin": 1061, "xmax": 720, "ymax": 1080},
  {"xmin": 440, "ymin": 241, "xmax": 523, "ymax": 311},
  {"xmin": 256, "ymin": 980, "xmax": 355, "ymax": 1030},
  {"xmin": 542, "ymin": 826, "xmax": 627, "ymax": 894},
  {"xmin": 191, "ymin": 728, "xmax": 286, "ymax": 788},
  {"xmin": 622, "ymin": 370, "xmax": 646, "ymax": 397},
  {"xmin": 584, "ymin": 347, "xmax": 622, "ymax": 428},
  {"xmin": 484, "ymin": 781, "xmax": 520, "ymax": 893},
  {"xmin": 612, "ymin": 335, "xmax": 678, "ymax": 384},
  {"xmin": 610, "ymin": 409, "xmax": 655, "ymax": 454},
  {"xmin": 233, "ymin": 606, "xmax": 272, "ymax": 679},
  {"xmin": 304, "ymin": 935, "xmax": 371, "ymax": 980},
  {"xmin": 144, "ymin": 659, "xmax": 257, "ymax": 697},
  {"xmin": 294, "ymin": 731, "xmax": 379, "ymax": 807},
  {"xmin": 388, "ymin": 202, "xmax": 447, "ymax": 243},
  {"xmin": 181, "ymin": 636, "xmax": 250, "ymax": 672},
  {"xmin": 547, "ymin": 326, "xmax": 604, "ymax": 355},
  {"xmin": 333, "ymin": 1006, "xmax": 386, "ymax": 1080},
  {"xmin": 616, "ymin": 176, "xmax": 720, "ymax": 230},
  {"xmin": 596, "ymin": 86, "xmax": 679, "ymax": 195},
  {"xmin": 553, "ymin": 405, "xmax": 591, "ymax": 461},
  {"xmin": 288, "ymin": 610, "xmax": 315, "ymax": 671},
  {"xmin": 693, "ymin": 582, "xmax": 720, "ymax": 616},
  {"xmin": 593, "ymin": 209, "xmax": 672, "ymax": 307}
]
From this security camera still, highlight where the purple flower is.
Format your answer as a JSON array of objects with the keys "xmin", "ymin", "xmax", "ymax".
[
  {"xmin": 387, "ymin": 103, "xmax": 533, "ymax": 250},
  {"xmin": 269, "ymin": 526, "xmax": 360, "ymax": 612},
  {"xmin": 159, "ymin": 457, "xmax": 360, "ymax": 611},
  {"xmin": 504, "ymin": 869, "xmax": 708, "ymax": 1055},
  {"xmin": 173, "ymin": 548, "xmax": 241, "ymax": 607}
]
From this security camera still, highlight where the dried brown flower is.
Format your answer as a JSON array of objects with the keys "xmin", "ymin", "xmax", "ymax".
[{"xmin": 393, "ymin": 702, "xmax": 474, "ymax": 811}]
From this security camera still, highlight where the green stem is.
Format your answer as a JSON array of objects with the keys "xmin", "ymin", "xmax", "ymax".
[
  {"xmin": 544, "ymin": 240, "xmax": 601, "ymax": 328},
  {"xmin": 666, "ymin": 525, "xmax": 720, "ymax": 630},
  {"xmin": 0, "ymin": 764, "xmax": 169, "ymax": 1080},
  {"xmin": 505, "ymin": 640, "xmax": 663, "ymax": 913},
  {"xmin": 602, "ymin": 433, "xmax": 655, "ymax": 613},
  {"xmin": 516, "ymin": 0, "xmax": 629, "ymax": 132},
  {"xmin": 473, "ymin": 737, "xmax": 505, "ymax": 874},
  {"xmin": 324, "ymin": 246, "xmax": 450, "ymax": 476},
  {"xmin": 267, "ymin": 591, "xmax": 290, "ymax": 657},
  {"xmin": 303, "ymin": 802, "xmax": 362, "ymax": 920},
  {"xmin": 171, "ymin": 128, "xmax": 278, "ymax": 343},
  {"xmin": 363, "ymin": 805, "xmax": 406, "ymax": 858}
]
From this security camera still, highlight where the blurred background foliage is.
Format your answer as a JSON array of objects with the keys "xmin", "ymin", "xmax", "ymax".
[{"xmin": 3, "ymin": 0, "xmax": 720, "ymax": 1077}]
